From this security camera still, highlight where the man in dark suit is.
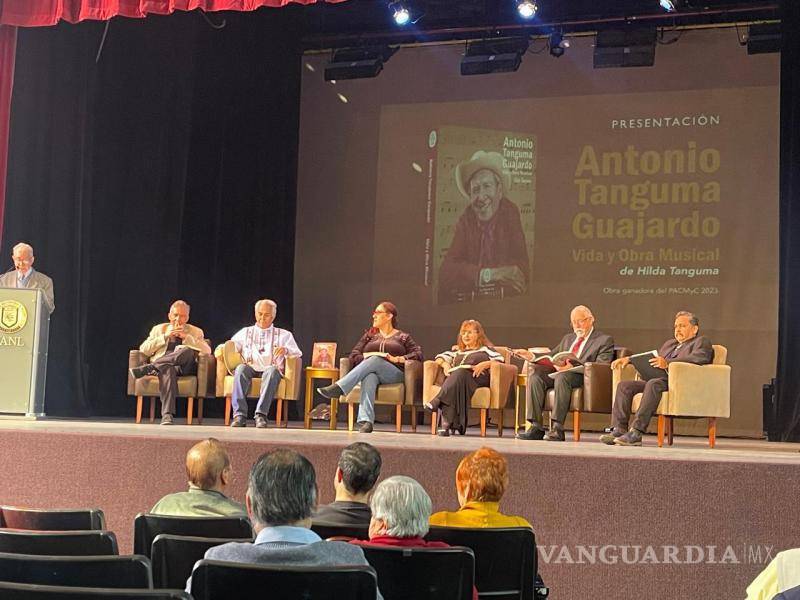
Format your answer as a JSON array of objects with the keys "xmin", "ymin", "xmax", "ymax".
[
  {"xmin": 602, "ymin": 311, "xmax": 714, "ymax": 446},
  {"xmin": 516, "ymin": 305, "xmax": 615, "ymax": 442}
]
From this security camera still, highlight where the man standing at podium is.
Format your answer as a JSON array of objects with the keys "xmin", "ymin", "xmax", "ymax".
[
  {"xmin": 130, "ymin": 300, "xmax": 211, "ymax": 425},
  {"xmin": 0, "ymin": 242, "xmax": 55, "ymax": 314}
]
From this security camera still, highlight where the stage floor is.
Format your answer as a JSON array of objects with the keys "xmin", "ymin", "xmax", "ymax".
[
  {"xmin": 1, "ymin": 416, "xmax": 798, "ymax": 599},
  {"xmin": 0, "ymin": 415, "xmax": 797, "ymax": 465}
]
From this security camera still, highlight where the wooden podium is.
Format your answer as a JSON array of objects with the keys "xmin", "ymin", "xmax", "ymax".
[{"xmin": 0, "ymin": 287, "xmax": 50, "ymax": 416}]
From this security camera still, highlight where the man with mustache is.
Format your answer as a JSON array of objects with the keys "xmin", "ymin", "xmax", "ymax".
[{"xmin": 438, "ymin": 151, "xmax": 529, "ymax": 304}]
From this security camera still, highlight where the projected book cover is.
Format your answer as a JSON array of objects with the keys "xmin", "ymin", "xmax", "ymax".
[{"xmin": 428, "ymin": 126, "xmax": 536, "ymax": 305}]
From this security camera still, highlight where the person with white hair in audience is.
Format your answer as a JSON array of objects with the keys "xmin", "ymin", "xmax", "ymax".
[
  {"xmin": 190, "ymin": 448, "xmax": 381, "ymax": 598},
  {"xmin": 349, "ymin": 476, "xmax": 445, "ymax": 550},
  {"xmin": 151, "ymin": 438, "xmax": 246, "ymax": 518},
  {"xmin": 350, "ymin": 476, "xmax": 478, "ymax": 600}
]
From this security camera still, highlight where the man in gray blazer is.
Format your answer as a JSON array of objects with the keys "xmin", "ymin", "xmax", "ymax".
[
  {"xmin": 602, "ymin": 311, "xmax": 714, "ymax": 446},
  {"xmin": 516, "ymin": 305, "xmax": 615, "ymax": 441},
  {"xmin": 0, "ymin": 242, "xmax": 54, "ymax": 314},
  {"xmin": 189, "ymin": 448, "xmax": 382, "ymax": 599}
]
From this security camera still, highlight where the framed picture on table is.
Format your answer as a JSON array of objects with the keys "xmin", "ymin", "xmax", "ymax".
[{"xmin": 312, "ymin": 342, "xmax": 337, "ymax": 369}]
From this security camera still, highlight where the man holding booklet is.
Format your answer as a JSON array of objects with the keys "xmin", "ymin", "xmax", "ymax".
[
  {"xmin": 515, "ymin": 305, "xmax": 614, "ymax": 441},
  {"xmin": 601, "ymin": 310, "xmax": 714, "ymax": 446}
]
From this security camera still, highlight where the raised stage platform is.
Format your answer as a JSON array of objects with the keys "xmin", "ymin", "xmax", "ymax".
[{"xmin": 1, "ymin": 417, "xmax": 798, "ymax": 599}]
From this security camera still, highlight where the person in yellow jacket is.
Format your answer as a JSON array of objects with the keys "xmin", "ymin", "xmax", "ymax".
[{"xmin": 430, "ymin": 447, "xmax": 531, "ymax": 528}]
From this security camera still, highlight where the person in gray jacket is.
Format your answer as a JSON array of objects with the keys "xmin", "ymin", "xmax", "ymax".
[
  {"xmin": 188, "ymin": 447, "xmax": 382, "ymax": 599},
  {"xmin": 0, "ymin": 242, "xmax": 54, "ymax": 313}
]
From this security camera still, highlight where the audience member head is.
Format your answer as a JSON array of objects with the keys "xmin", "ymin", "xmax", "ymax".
[
  {"xmin": 185, "ymin": 438, "xmax": 232, "ymax": 492},
  {"xmin": 335, "ymin": 442, "xmax": 382, "ymax": 502},
  {"xmin": 247, "ymin": 448, "xmax": 317, "ymax": 531},
  {"xmin": 455, "ymin": 447, "xmax": 509, "ymax": 506},
  {"xmin": 456, "ymin": 319, "xmax": 492, "ymax": 351},
  {"xmin": 368, "ymin": 476, "xmax": 432, "ymax": 540}
]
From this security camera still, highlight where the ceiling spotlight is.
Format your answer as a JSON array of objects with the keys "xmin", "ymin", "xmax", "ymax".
[
  {"xmin": 390, "ymin": 2, "xmax": 411, "ymax": 26},
  {"xmin": 516, "ymin": 0, "xmax": 538, "ymax": 20},
  {"xmin": 659, "ymin": 0, "xmax": 677, "ymax": 11},
  {"xmin": 549, "ymin": 32, "xmax": 570, "ymax": 57}
]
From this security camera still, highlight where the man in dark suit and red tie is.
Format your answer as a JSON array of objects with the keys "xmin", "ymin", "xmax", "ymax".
[
  {"xmin": 602, "ymin": 310, "xmax": 714, "ymax": 446},
  {"xmin": 515, "ymin": 305, "xmax": 615, "ymax": 442}
]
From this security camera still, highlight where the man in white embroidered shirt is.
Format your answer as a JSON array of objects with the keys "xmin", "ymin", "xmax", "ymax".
[{"xmin": 229, "ymin": 299, "xmax": 301, "ymax": 428}]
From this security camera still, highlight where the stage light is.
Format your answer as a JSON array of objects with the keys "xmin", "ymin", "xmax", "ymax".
[
  {"xmin": 659, "ymin": 0, "xmax": 676, "ymax": 12},
  {"xmin": 389, "ymin": 1, "xmax": 411, "ymax": 26},
  {"xmin": 549, "ymin": 32, "xmax": 570, "ymax": 57},
  {"xmin": 460, "ymin": 38, "xmax": 529, "ymax": 76},
  {"xmin": 516, "ymin": 0, "xmax": 538, "ymax": 20},
  {"xmin": 324, "ymin": 46, "xmax": 399, "ymax": 81}
]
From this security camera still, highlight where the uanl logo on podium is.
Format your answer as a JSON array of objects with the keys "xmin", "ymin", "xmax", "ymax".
[{"xmin": 0, "ymin": 300, "xmax": 27, "ymax": 346}]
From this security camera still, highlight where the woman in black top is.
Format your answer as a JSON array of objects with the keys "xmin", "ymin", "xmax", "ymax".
[
  {"xmin": 318, "ymin": 301, "xmax": 423, "ymax": 433},
  {"xmin": 425, "ymin": 319, "xmax": 503, "ymax": 436}
]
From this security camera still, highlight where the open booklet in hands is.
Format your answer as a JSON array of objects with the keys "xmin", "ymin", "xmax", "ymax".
[
  {"xmin": 532, "ymin": 351, "xmax": 583, "ymax": 368},
  {"xmin": 627, "ymin": 350, "xmax": 668, "ymax": 381}
]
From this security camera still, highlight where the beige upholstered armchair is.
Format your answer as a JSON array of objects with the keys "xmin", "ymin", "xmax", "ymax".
[
  {"xmin": 337, "ymin": 357, "xmax": 423, "ymax": 432},
  {"xmin": 423, "ymin": 346, "xmax": 518, "ymax": 437},
  {"xmin": 612, "ymin": 344, "xmax": 730, "ymax": 447},
  {"xmin": 127, "ymin": 344, "xmax": 215, "ymax": 424},
  {"xmin": 214, "ymin": 341, "xmax": 302, "ymax": 426},
  {"xmin": 538, "ymin": 346, "xmax": 630, "ymax": 441}
]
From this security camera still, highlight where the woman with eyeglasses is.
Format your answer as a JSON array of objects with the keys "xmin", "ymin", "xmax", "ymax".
[
  {"xmin": 317, "ymin": 301, "xmax": 423, "ymax": 433},
  {"xmin": 424, "ymin": 319, "xmax": 503, "ymax": 436}
]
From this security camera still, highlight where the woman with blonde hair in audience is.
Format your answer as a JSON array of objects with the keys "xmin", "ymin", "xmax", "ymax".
[
  {"xmin": 430, "ymin": 447, "xmax": 531, "ymax": 528},
  {"xmin": 424, "ymin": 319, "xmax": 503, "ymax": 436}
]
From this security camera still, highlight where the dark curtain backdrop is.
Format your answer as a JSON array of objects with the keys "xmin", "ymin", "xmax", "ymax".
[
  {"xmin": 777, "ymin": 0, "xmax": 800, "ymax": 441},
  {"xmin": 2, "ymin": 8, "xmax": 301, "ymax": 417}
]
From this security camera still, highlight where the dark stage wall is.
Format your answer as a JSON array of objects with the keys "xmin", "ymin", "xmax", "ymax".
[{"xmin": 2, "ymin": 9, "xmax": 302, "ymax": 417}]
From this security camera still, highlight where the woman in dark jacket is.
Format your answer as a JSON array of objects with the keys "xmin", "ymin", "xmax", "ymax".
[
  {"xmin": 318, "ymin": 301, "xmax": 423, "ymax": 433},
  {"xmin": 425, "ymin": 319, "xmax": 503, "ymax": 436}
]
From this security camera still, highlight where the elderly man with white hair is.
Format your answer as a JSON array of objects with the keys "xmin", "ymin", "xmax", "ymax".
[
  {"xmin": 515, "ymin": 305, "xmax": 614, "ymax": 442},
  {"xmin": 228, "ymin": 299, "xmax": 301, "ymax": 428},
  {"xmin": 0, "ymin": 242, "xmax": 55, "ymax": 314}
]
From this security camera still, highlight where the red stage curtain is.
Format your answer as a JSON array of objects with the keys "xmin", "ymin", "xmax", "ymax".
[
  {"xmin": 0, "ymin": 24, "xmax": 16, "ymax": 243},
  {"xmin": 0, "ymin": 0, "xmax": 344, "ymax": 26}
]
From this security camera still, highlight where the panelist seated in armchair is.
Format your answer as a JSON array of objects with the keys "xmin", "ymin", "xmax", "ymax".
[
  {"xmin": 130, "ymin": 300, "xmax": 211, "ymax": 425},
  {"xmin": 602, "ymin": 310, "xmax": 714, "ymax": 447},
  {"xmin": 515, "ymin": 305, "xmax": 614, "ymax": 442},
  {"xmin": 424, "ymin": 319, "xmax": 504, "ymax": 437},
  {"xmin": 318, "ymin": 301, "xmax": 423, "ymax": 434},
  {"xmin": 227, "ymin": 299, "xmax": 301, "ymax": 429}
]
